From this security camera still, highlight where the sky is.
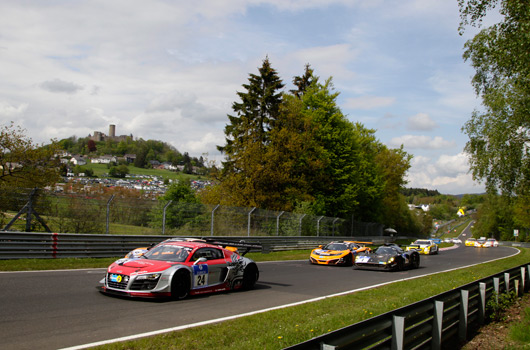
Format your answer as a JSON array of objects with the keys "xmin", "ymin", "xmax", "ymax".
[{"xmin": 0, "ymin": 0, "xmax": 497, "ymax": 195}]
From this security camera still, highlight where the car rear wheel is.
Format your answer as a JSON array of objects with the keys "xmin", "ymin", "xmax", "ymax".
[
  {"xmin": 242, "ymin": 263, "xmax": 259, "ymax": 289},
  {"xmin": 171, "ymin": 269, "xmax": 190, "ymax": 300},
  {"xmin": 411, "ymin": 254, "xmax": 420, "ymax": 269}
]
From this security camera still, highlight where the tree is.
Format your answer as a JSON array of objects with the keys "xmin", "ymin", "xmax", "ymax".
[
  {"xmin": 87, "ymin": 139, "xmax": 97, "ymax": 153},
  {"xmin": 108, "ymin": 164, "xmax": 129, "ymax": 178},
  {"xmin": 0, "ymin": 122, "xmax": 61, "ymax": 189},
  {"xmin": 459, "ymin": 0, "xmax": 530, "ymax": 197}
]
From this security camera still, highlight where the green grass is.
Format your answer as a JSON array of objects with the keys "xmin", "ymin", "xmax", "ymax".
[
  {"xmin": 88, "ymin": 248, "xmax": 530, "ymax": 350},
  {"xmin": 0, "ymin": 250, "xmax": 311, "ymax": 271},
  {"xmin": 508, "ymin": 305, "xmax": 530, "ymax": 344}
]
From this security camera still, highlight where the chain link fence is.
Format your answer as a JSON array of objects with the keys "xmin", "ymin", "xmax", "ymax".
[{"xmin": 0, "ymin": 188, "xmax": 385, "ymax": 237}]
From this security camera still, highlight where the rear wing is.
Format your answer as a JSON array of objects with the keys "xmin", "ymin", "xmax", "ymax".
[{"xmin": 202, "ymin": 238, "xmax": 263, "ymax": 256}]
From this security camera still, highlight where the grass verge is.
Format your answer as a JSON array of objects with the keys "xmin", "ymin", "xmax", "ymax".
[{"xmin": 90, "ymin": 248, "xmax": 528, "ymax": 350}]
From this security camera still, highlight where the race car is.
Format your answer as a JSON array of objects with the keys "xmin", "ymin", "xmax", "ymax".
[
  {"xmin": 465, "ymin": 238, "xmax": 477, "ymax": 247},
  {"xmin": 486, "ymin": 238, "xmax": 499, "ymax": 247},
  {"xmin": 405, "ymin": 239, "xmax": 439, "ymax": 255},
  {"xmin": 100, "ymin": 239, "xmax": 261, "ymax": 299},
  {"xmin": 309, "ymin": 241, "xmax": 372, "ymax": 266},
  {"xmin": 354, "ymin": 243, "xmax": 420, "ymax": 271},
  {"xmin": 474, "ymin": 238, "xmax": 489, "ymax": 248}
]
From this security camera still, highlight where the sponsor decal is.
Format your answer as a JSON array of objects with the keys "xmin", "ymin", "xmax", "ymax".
[{"xmin": 192, "ymin": 264, "xmax": 209, "ymax": 288}]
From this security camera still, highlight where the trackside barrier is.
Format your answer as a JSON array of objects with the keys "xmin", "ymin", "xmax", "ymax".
[
  {"xmin": 284, "ymin": 263, "xmax": 530, "ymax": 350},
  {"xmin": 0, "ymin": 232, "xmax": 393, "ymax": 259}
]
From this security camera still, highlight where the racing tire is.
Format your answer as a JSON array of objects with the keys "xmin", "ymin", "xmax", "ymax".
[
  {"xmin": 396, "ymin": 257, "xmax": 404, "ymax": 271},
  {"xmin": 242, "ymin": 263, "xmax": 259, "ymax": 289},
  {"xmin": 343, "ymin": 253, "xmax": 354, "ymax": 267},
  {"xmin": 411, "ymin": 254, "xmax": 420, "ymax": 269},
  {"xmin": 171, "ymin": 269, "xmax": 191, "ymax": 300}
]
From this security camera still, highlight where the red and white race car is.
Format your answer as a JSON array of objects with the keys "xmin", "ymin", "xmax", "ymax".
[{"xmin": 99, "ymin": 239, "xmax": 261, "ymax": 299}]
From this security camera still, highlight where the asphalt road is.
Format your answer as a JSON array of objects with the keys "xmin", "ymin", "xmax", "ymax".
[{"xmin": 0, "ymin": 244, "xmax": 518, "ymax": 350}]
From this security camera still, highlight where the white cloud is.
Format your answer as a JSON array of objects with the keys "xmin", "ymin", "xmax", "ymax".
[
  {"xmin": 0, "ymin": 101, "xmax": 28, "ymax": 117},
  {"xmin": 388, "ymin": 135, "xmax": 456, "ymax": 150},
  {"xmin": 407, "ymin": 113, "xmax": 437, "ymax": 131}
]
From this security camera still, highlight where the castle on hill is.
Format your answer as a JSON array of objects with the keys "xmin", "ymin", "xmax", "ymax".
[{"xmin": 89, "ymin": 124, "xmax": 132, "ymax": 142}]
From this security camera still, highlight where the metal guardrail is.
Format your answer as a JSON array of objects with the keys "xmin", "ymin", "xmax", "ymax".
[
  {"xmin": 284, "ymin": 263, "xmax": 530, "ymax": 350},
  {"xmin": 0, "ymin": 231, "xmax": 393, "ymax": 259}
]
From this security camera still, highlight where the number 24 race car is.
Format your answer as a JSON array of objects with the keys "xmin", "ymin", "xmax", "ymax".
[
  {"xmin": 99, "ymin": 239, "xmax": 261, "ymax": 299},
  {"xmin": 354, "ymin": 243, "xmax": 420, "ymax": 271}
]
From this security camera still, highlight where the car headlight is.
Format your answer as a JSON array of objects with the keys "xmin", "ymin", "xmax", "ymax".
[
  {"xmin": 136, "ymin": 273, "xmax": 161, "ymax": 280},
  {"xmin": 388, "ymin": 257, "xmax": 395, "ymax": 263}
]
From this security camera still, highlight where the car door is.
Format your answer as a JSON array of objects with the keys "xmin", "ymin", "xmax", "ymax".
[{"xmin": 190, "ymin": 247, "xmax": 228, "ymax": 289}]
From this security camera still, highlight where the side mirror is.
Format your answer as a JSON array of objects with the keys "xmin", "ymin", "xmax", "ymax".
[{"xmin": 193, "ymin": 257, "xmax": 207, "ymax": 265}]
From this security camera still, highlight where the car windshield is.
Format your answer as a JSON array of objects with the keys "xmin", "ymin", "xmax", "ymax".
[
  {"xmin": 324, "ymin": 243, "xmax": 348, "ymax": 251},
  {"xmin": 376, "ymin": 246, "xmax": 400, "ymax": 255},
  {"xmin": 414, "ymin": 240, "xmax": 431, "ymax": 245},
  {"xmin": 143, "ymin": 245, "xmax": 191, "ymax": 262}
]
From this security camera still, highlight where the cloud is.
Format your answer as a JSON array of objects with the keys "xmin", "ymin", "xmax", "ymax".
[
  {"xmin": 0, "ymin": 101, "xmax": 28, "ymax": 117},
  {"xmin": 407, "ymin": 113, "xmax": 437, "ymax": 131},
  {"xmin": 388, "ymin": 135, "xmax": 456, "ymax": 150},
  {"xmin": 39, "ymin": 79, "xmax": 84, "ymax": 94},
  {"xmin": 344, "ymin": 96, "xmax": 395, "ymax": 110}
]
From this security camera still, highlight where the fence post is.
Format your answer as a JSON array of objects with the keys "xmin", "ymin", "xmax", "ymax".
[
  {"xmin": 479, "ymin": 282, "xmax": 486, "ymax": 325},
  {"xmin": 317, "ymin": 216, "xmax": 324, "ymax": 236},
  {"xmin": 106, "ymin": 195, "xmax": 115, "ymax": 234},
  {"xmin": 299, "ymin": 214, "xmax": 306, "ymax": 236},
  {"xmin": 504, "ymin": 272, "xmax": 511, "ymax": 293},
  {"xmin": 247, "ymin": 207, "xmax": 256, "ymax": 237},
  {"xmin": 276, "ymin": 211, "xmax": 284, "ymax": 236},
  {"xmin": 392, "ymin": 315, "xmax": 405, "ymax": 350},
  {"xmin": 332, "ymin": 218, "xmax": 339, "ymax": 236},
  {"xmin": 459, "ymin": 289, "xmax": 469, "ymax": 341},
  {"xmin": 162, "ymin": 200, "xmax": 173, "ymax": 235},
  {"xmin": 432, "ymin": 300, "xmax": 444, "ymax": 350},
  {"xmin": 211, "ymin": 204, "xmax": 220, "ymax": 236}
]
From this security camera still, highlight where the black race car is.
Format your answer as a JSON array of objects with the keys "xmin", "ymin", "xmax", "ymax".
[{"xmin": 354, "ymin": 243, "xmax": 420, "ymax": 271}]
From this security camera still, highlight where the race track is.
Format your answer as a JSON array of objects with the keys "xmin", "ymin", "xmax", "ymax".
[{"xmin": 0, "ymin": 243, "xmax": 518, "ymax": 350}]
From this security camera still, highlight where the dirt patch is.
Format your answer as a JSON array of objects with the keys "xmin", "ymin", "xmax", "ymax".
[{"xmin": 461, "ymin": 292, "xmax": 530, "ymax": 349}]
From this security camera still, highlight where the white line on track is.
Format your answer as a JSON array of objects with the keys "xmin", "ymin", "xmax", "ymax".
[{"xmin": 59, "ymin": 247, "xmax": 520, "ymax": 350}]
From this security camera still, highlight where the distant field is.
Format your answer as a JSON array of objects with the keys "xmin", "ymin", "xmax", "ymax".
[{"xmin": 83, "ymin": 163, "xmax": 205, "ymax": 181}]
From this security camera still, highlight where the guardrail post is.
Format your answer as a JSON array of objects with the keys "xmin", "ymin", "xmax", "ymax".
[
  {"xmin": 527, "ymin": 265, "xmax": 530, "ymax": 292},
  {"xmin": 459, "ymin": 289, "xmax": 469, "ymax": 341},
  {"xmin": 521, "ymin": 267, "xmax": 526, "ymax": 293},
  {"xmin": 504, "ymin": 273, "xmax": 511, "ymax": 293},
  {"xmin": 432, "ymin": 301, "xmax": 444, "ymax": 350},
  {"xmin": 392, "ymin": 315, "xmax": 405, "ymax": 350},
  {"xmin": 479, "ymin": 282, "xmax": 486, "ymax": 325},
  {"xmin": 515, "ymin": 280, "xmax": 520, "ymax": 297},
  {"xmin": 210, "ymin": 204, "xmax": 219, "ymax": 236},
  {"xmin": 106, "ymin": 195, "xmax": 115, "ymax": 234},
  {"xmin": 493, "ymin": 277, "xmax": 500, "ymax": 303}
]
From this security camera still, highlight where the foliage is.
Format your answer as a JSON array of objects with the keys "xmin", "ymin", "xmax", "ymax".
[
  {"xmin": 108, "ymin": 164, "xmax": 129, "ymax": 178},
  {"xmin": 459, "ymin": 0, "xmax": 530, "ymax": 198},
  {"xmin": 486, "ymin": 290, "xmax": 517, "ymax": 322},
  {"xmin": 0, "ymin": 122, "xmax": 61, "ymax": 189}
]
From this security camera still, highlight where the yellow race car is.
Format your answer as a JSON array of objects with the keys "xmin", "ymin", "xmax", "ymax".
[
  {"xmin": 405, "ymin": 239, "xmax": 439, "ymax": 255},
  {"xmin": 310, "ymin": 241, "xmax": 372, "ymax": 266},
  {"xmin": 465, "ymin": 238, "xmax": 477, "ymax": 247}
]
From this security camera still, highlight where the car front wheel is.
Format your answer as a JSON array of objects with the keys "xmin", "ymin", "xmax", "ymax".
[{"xmin": 171, "ymin": 269, "xmax": 190, "ymax": 300}]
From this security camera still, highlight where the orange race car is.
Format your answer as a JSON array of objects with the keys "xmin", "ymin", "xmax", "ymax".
[{"xmin": 309, "ymin": 241, "xmax": 372, "ymax": 266}]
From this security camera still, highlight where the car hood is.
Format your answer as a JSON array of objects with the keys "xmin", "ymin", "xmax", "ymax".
[
  {"xmin": 312, "ymin": 249, "xmax": 347, "ymax": 255},
  {"xmin": 108, "ymin": 258, "xmax": 176, "ymax": 275}
]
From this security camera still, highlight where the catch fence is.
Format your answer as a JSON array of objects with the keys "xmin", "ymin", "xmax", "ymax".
[{"xmin": 0, "ymin": 188, "xmax": 384, "ymax": 237}]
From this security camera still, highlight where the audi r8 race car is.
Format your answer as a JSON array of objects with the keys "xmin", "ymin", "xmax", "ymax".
[
  {"xmin": 465, "ymin": 238, "xmax": 477, "ymax": 247},
  {"xmin": 354, "ymin": 243, "xmax": 420, "ymax": 271},
  {"xmin": 405, "ymin": 239, "xmax": 439, "ymax": 255},
  {"xmin": 309, "ymin": 241, "xmax": 372, "ymax": 266},
  {"xmin": 100, "ymin": 239, "xmax": 261, "ymax": 299}
]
